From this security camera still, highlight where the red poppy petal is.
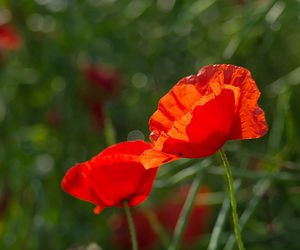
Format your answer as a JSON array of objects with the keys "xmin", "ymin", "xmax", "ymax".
[
  {"xmin": 140, "ymin": 148, "xmax": 179, "ymax": 169},
  {"xmin": 143, "ymin": 86, "xmax": 239, "ymax": 168},
  {"xmin": 150, "ymin": 79, "xmax": 202, "ymax": 134},
  {"xmin": 88, "ymin": 159, "xmax": 157, "ymax": 207},
  {"xmin": 128, "ymin": 167, "xmax": 158, "ymax": 206},
  {"xmin": 228, "ymin": 73, "xmax": 268, "ymax": 139},
  {"xmin": 187, "ymin": 87, "xmax": 238, "ymax": 143},
  {"xmin": 196, "ymin": 64, "xmax": 243, "ymax": 88},
  {"xmin": 61, "ymin": 163, "xmax": 99, "ymax": 205},
  {"xmin": 163, "ymin": 87, "xmax": 238, "ymax": 157},
  {"xmin": 197, "ymin": 64, "xmax": 268, "ymax": 139}
]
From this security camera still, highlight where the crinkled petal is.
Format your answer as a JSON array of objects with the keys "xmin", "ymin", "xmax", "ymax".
[
  {"xmin": 142, "ymin": 87, "xmax": 239, "ymax": 168},
  {"xmin": 150, "ymin": 77, "xmax": 202, "ymax": 134},
  {"xmin": 141, "ymin": 148, "xmax": 179, "ymax": 169},
  {"xmin": 163, "ymin": 88, "xmax": 238, "ymax": 156},
  {"xmin": 197, "ymin": 64, "xmax": 268, "ymax": 139}
]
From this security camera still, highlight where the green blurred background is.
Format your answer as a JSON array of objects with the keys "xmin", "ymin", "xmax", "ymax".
[{"xmin": 0, "ymin": 0, "xmax": 300, "ymax": 249}]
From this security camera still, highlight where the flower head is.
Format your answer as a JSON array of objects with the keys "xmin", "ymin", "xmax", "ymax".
[
  {"xmin": 141, "ymin": 64, "xmax": 268, "ymax": 169},
  {"xmin": 62, "ymin": 140, "xmax": 158, "ymax": 214}
]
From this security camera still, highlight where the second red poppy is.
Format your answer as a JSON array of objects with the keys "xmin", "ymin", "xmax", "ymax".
[{"xmin": 141, "ymin": 64, "xmax": 268, "ymax": 169}]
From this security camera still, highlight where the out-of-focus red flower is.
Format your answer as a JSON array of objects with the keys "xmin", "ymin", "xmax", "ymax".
[
  {"xmin": 156, "ymin": 185, "xmax": 211, "ymax": 247},
  {"xmin": 61, "ymin": 141, "xmax": 158, "ymax": 214},
  {"xmin": 84, "ymin": 65, "xmax": 121, "ymax": 100},
  {"xmin": 141, "ymin": 64, "xmax": 268, "ymax": 169},
  {"xmin": 109, "ymin": 210, "xmax": 157, "ymax": 250},
  {"xmin": 81, "ymin": 65, "xmax": 121, "ymax": 129},
  {"xmin": 0, "ymin": 25, "xmax": 22, "ymax": 51}
]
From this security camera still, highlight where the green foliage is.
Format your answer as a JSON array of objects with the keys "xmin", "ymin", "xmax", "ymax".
[{"xmin": 1, "ymin": 0, "xmax": 300, "ymax": 249}]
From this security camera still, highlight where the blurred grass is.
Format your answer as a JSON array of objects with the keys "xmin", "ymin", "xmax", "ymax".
[{"xmin": 0, "ymin": 0, "xmax": 300, "ymax": 249}]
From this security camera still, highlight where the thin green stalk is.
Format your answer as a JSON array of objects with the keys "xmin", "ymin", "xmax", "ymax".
[
  {"xmin": 168, "ymin": 172, "xmax": 202, "ymax": 250},
  {"xmin": 123, "ymin": 201, "xmax": 138, "ymax": 250},
  {"xmin": 207, "ymin": 180, "xmax": 242, "ymax": 250},
  {"xmin": 224, "ymin": 180, "xmax": 271, "ymax": 250},
  {"xmin": 208, "ymin": 197, "xmax": 230, "ymax": 250},
  {"xmin": 218, "ymin": 149, "xmax": 245, "ymax": 250}
]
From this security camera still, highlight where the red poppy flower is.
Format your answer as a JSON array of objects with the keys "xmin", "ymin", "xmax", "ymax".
[
  {"xmin": 62, "ymin": 141, "xmax": 158, "ymax": 214},
  {"xmin": 156, "ymin": 185, "xmax": 211, "ymax": 246},
  {"xmin": 141, "ymin": 64, "xmax": 268, "ymax": 169},
  {"xmin": 0, "ymin": 25, "xmax": 22, "ymax": 50}
]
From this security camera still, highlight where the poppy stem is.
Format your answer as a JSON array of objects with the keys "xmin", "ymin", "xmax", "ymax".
[
  {"xmin": 123, "ymin": 201, "xmax": 138, "ymax": 250},
  {"xmin": 207, "ymin": 180, "xmax": 242, "ymax": 250},
  {"xmin": 218, "ymin": 149, "xmax": 245, "ymax": 250}
]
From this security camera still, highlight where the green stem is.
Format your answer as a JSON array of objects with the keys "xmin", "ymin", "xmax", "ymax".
[
  {"xmin": 207, "ymin": 180, "xmax": 242, "ymax": 250},
  {"xmin": 218, "ymin": 149, "xmax": 245, "ymax": 250},
  {"xmin": 224, "ymin": 180, "xmax": 271, "ymax": 250},
  {"xmin": 168, "ymin": 171, "xmax": 202, "ymax": 250},
  {"xmin": 123, "ymin": 201, "xmax": 138, "ymax": 250}
]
